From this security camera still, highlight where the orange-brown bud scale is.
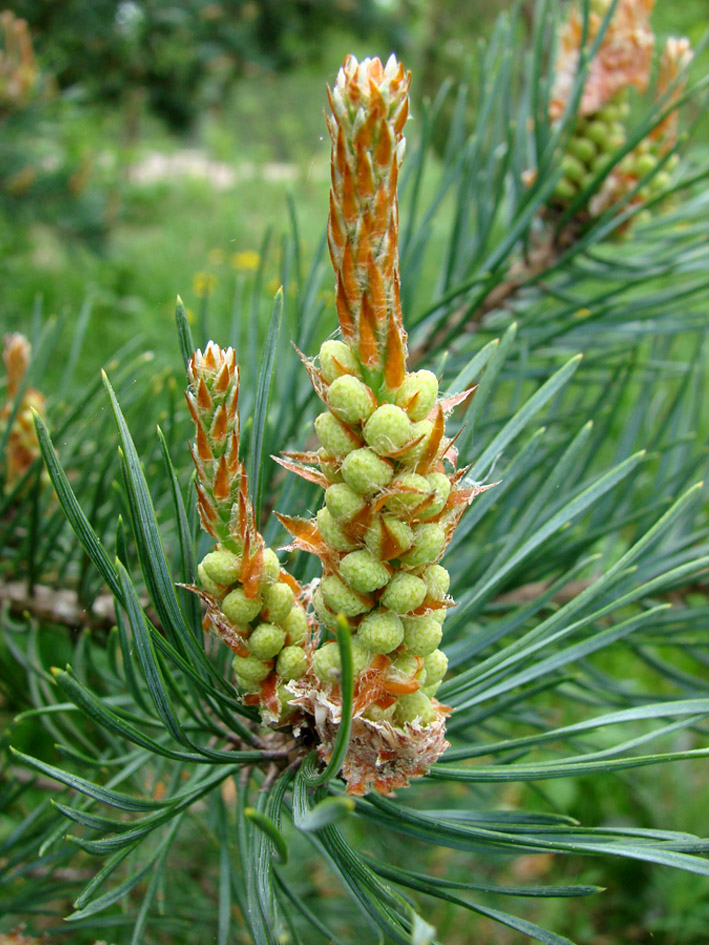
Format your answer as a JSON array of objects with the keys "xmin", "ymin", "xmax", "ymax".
[{"xmin": 1, "ymin": 333, "xmax": 46, "ymax": 490}]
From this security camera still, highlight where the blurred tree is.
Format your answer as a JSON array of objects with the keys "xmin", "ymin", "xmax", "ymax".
[{"xmin": 12, "ymin": 0, "xmax": 403, "ymax": 131}]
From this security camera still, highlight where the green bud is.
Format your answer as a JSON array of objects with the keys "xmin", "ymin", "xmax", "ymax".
[
  {"xmin": 380, "ymin": 573, "xmax": 427, "ymax": 615},
  {"xmin": 567, "ymin": 136, "xmax": 596, "ymax": 164},
  {"xmin": 650, "ymin": 171, "xmax": 670, "ymax": 193},
  {"xmin": 327, "ymin": 375, "xmax": 375, "ymax": 426},
  {"xmin": 363, "ymin": 404, "xmax": 412, "ymax": 456},
  {"xmin": 418, "ymin": 472, "xmax": 451, "ymax": 520},
  {"xmin": 421, "ymin": 564, "xmax": 450, "ymax": 600},
  {"xmin": 317, "ymin": 507, "xmax": 357, "ymax": 552},
  {"xmin": 325, "ymin": 482, "xmax": 366, "ymax": 522},
  {"xmin": 394, "ymin": 691, "xmax": 436, "ymax": 726},
  {"xmin": 200, "ymin": 549, "xmax": 241, "ymax": 587},
  {"xmin": 351, "ymin": 638, "xmax": 375, "ymax": 675},
  {"xmin": 222, "ymin": 587, "xmax": 263, "ymax": 625},
  {"xmin": 249, "ymin": 622, "xmax": 286, "ymax": 659},
  {"xmin": 395, "ymin": 370, "xmax": 439, "ymax": 422},
  {"xmin": 340, "ymin": 549, "xmax": 391, "ymax": 594},
  {"xmin": 234, "ymin": 674, "xmax": 261, "ymax": 693},
  {"xmin": 232, "ymin": 654, "xmax": 271, "ymax": 682},
  {"xmin": 399, "ymin": 419, "xmax": 434, "ymax": 465},
  {"xmin": 313, "ymin": 587, "xmax": 339, "ymax": 630},
  {"xmin": 666, "ymin": 154, "xmax": 680, "ymax": 173},
  {"xmin": 403, "ymin": 615, "xmax": 443, "ymax": 656},
  {"xmin": 319, "ymin": 339, "xmax": 360, "ymax": 383},
  {"xmin": 283, "ymin": 606, "xmax": 308, "ymax": 645},
  {"xmin": 385, "ymin": 472, "xmax": 431, "ymax": 517},
  {"xmin": 602, "ymin": 133, "xmax": 625, "ymax": 154},
  {"xmin": 364, "ymin": 514, "xmax": 414, "ymax": 559},
  {"xmin": 401, "ymin": 522, "xmax": 446, "ymax": 567},
  {"xmin": 198, "ymin": 563, "xmax": 225, "ymax": 598},
  {"xmin": 633, "ymin": 152, "xmax": 658, "ymax": 177},
  {"xmin": 261, "ymin": 581, "xmax": 295, "ymax": 624},
  {"xmin": 312, "ymin": 641, "xmax": 341, "ymax": 683},
  {"xmin": 424, "ymin": 648, "xmax": 448, "ymax": 684},
  {"xmin": 357, "ymin": 609, "xmax": 404, "ymax": 654},
  {"xmin": 552, "ymin": 176, "xmax": 576, "ymax": 200},
  {"xmin": 363, "ymin": 702, "xmax": 396, "ymax": 722},
  {"xmin": 314, "ymin": 411, "xmax": 360, "ymax": 458},
  {"xmin": 277, "ymin": 683, "xmax": 298, "ymax": 717},
  {"xmin": 591, "ymin": 154, "xmax": 611, "ymax": 175},
  {"xmin": 276, "ymin": 645, "xmax": 308, "ymax": 681},
  {"xmin": 561, "ymin": 153, "xmax": 586, "ymax": 184},
  {"xmin": 586, "ymin": 119, "xmax": 610, "ymax": 147},
  {"xmin": 421, "ymin": 682, "xmax": 441, "ymax": 698},
  {"xmin": 321, "ymin": 574, "xmax": 372, "ymax": 617},
  {"xmin": 598, "ymin": 103, "xmax": 620, "ymax": 124},
  {"xmin": 260, "ymin": 548, "xmax": 281, "ymax": 587},
  {"xmin": 389, "ymin": 651, "xmax": 422, "ymax": 681},
  {"xmin": 341, "ymin": 448, "xmax": 394, "ymax": 495},
  {"xmin": 319, "ymin": 451, "xmax": 344, "ymax": 483}
]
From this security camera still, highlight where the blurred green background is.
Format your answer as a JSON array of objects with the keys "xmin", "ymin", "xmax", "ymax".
[
  {"xmin": 3, "ymin": 0, "xmax": 704, "ymax": 389},
  {"xmin": 2, "ymin": 3, "xmax": 709, "ymax": 943}
]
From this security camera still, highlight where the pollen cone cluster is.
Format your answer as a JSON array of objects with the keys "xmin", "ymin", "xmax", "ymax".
[
  {"xmin": 278, "ymin": 55, "xmax": 486, "ymax": 795},
  {"xmin": 1, "ymin": 333, "xmax": 45, "ymax": 491},
  {"xmin": 546, "ymin": 0, "xmax": 691, "ymax": 227},
  {"xmin": 187, "ymin": 341, "xmax": 313, "ymax": 725}
]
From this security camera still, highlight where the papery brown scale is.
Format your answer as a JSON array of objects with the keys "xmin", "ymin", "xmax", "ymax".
[
  {"xmin": 210, "ymin": 403, "xmax": 228, "ymax": 442},
  {"xmin": 367, "ymin": 255, "xmax": 387, "ymax": 323},
  {"xmin": 328, "ymin": 194, "xmax": 345, "ymax": 250},
  {"xmin": 384, "ymin": 315, "xmax": 406, "ymax": 390},
  {"xmin": 373, "ymin": 182, "xmax": 389, "ymax": 239},
  {"xmin": 374, "ymin": 120, "xmax": 393, "ymax": 168},
  {"xmin": 334, "ymin": 285, "xmax": 354, "ymax": 342},
  {"xmin": 326, "ymin": 84, "xmax": 336, "ymax": 117},
  {"xmin": 197, "ymin": 494, "xmax": 218, "ymax": 535},
  {"xmin": 355, "ymin": 225, "xmax": 371, "ymax": 269},
  {"xmin": 272, "ymin": 454, "xmax": 332, "ymax": 489},
  {"xmin": 214, "ymin": 361, "xmax": 231, "ymax": 394},
  {"xmin": 196, "ymin": 424, "xmax": 213, "ymax": 463},
  {"xmin": 388, "ymin": 160, "xmax": 399, "ymax": 207},
  {"xmin": 393, "ymin": 277, "xmax": 404, "ymax": 331},
  {"xmin": 292, "ymin": 343, "xmax": 332, "ymax": 402},
  {"xmin": 380, "ymin": 515, "xmax": 407, "ymax": 560},
  {"xmin": 384, "ymin": 676, "xmax": 420, "ymax": 696},
  {"xmin": 203, "ymin": 345, "xmax": 218, "ymax": 371},
  {"xmin": 335, "ymin": 127, "xmax": 347, "ymax": 181},
  {"xmin": 358, "ymin": 295, "xmax": 379, "ymax": 366},
  {"xmin": 226, "ymin": 387, "xmax": 240, "ymax": 426},
  {"xmin": 197, "ymin": 378, "xmax": 212, "ymax": 411},
  {"xmin": 393, "ymin": 96, "xmax": 409, "ymax": 135},
  {"xmin": 358, "ymin": 109, "xmax": 377, "ymax": 152},
  {"xmin": 368, "ymin": 78, "xmax": 386, "ymax": 121},
  {"xmin": 279, "ymin": 570, "xmax": 302, "ymax": 595},
  {"xmin": 184, "ymin": 392, "xmax": 200, "ymax": 426},
  {"xmin": 356, "ymin": 147, "xmax": 375, "ymax": 198},
  {"xmin": 241, "ymin": 543, "xmax": 264, "ymax": 600},
  {"xmin": 342, "ymin": 242, "xmax": 359, "ymax": 309},
  {"xmin": 342, "ymin": 164, "xmax": 358, "ymax": 225},
  {"xmin": 213, "ymin": 454, "xmax": 231, "ymax": 500},
  {"xmin": 416, "ymin": 406, "xmax": 445, "ymax": 473},
  {"xmin": 260, "ymin": 673, "xmax": 281, "ymax": 718}
]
